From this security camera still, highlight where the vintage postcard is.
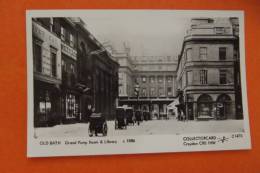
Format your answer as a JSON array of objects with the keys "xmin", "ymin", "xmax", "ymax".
[{"xmin": 26, "ymin": 10, "xmax": 251, "ymax": 157}]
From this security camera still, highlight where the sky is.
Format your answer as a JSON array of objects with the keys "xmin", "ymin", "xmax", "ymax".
[{"xmin": 80, "ymin": 11, "xmax": 191, "ymax": 57}]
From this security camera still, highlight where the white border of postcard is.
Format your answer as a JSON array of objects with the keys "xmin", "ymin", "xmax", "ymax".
[{"xmin": 26, "ymin": 10, "xmax": 251, "ymax": 157}]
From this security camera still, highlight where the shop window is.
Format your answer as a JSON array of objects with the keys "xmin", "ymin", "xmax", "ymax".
[
  {"xmin": 197, "ymin": 94, "xmax": 213, "ymax": 117},
  {"xmin": 66, "ymin": 94, "xmax": 77, "ymax": 118}
]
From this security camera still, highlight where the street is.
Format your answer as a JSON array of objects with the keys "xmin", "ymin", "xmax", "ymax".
[{"xmin": 34, "ymin": 119, "xmax": 244, "ymax": 138}]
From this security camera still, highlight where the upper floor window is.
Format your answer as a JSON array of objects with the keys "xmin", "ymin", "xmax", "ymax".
[
  {"xmin": 150, "ymin": 76, "xmax": 155, "ymax": 83},
  {"xmin": 167, "ymin": 87, "xmax": 172, "ymax": 96},
  {"xmin": 158, "ymin": 87, "xmax": 164, "ymax": 97},
  {"xmin": 70, "ymin": 34, "xmax": 74, "ymax": 47},
  {"xmin": 167, "ymin": 76, "xmax": 173, "ymax": 83},
  {"xmin": 50, "ymin": 18, "xmax": 54, "ymax": 32},
  {"xmin": 50, "ymin": 47, "xmax": 57, "ymax": 77},
  {"xmin": 150, "ymin": 87, "xmax": 156, "ymax": 97},
  {"xmin": 142, "ymin": 88, "xmax": 147, "ymax": 97},
  {"xmin": 199, "ymin": 47, "xmax": 207, "ymax": 60},
  {"xmin": 142, "ymin": 76, "xmax": 146, "ymax": 83},
  {"xmin": 61, "ymin": 27, "xmax": 65, "ymax": 41},
  {"xmin": 186, "ymin": 71, "xmax": 193, "ymax": 85},
  {"xmin": 33, "ymin": 40, "xmax": 42, "ymax": 73},
  {"xmin": 219, "ymin": 47, "xmax": 227, "ymax": 60},
  {"xmin": 215, "ymin": 27, "xmax": 225, "ymax": 34},
  {"xmin": 200, "ymin": 70, "xmax": 207, "ymax": 85},
  {"xmin": 186, "ymin": 48, "xmax": 192, "ymax": 61},
  {"xmin": 158, "ymin": 76, "xmax": 163, "ymax": 83},
  {"xmin": 219, "ymin": 70, "xmax": 227, "ymax": 84}
]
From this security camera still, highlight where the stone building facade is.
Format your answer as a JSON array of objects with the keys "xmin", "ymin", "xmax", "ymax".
[
  {"xmin": 117, "ymin": 54, "xmax": 178, "ymax": 115},
  {"xmin": 176, "ymin": 17, "xmax": 241, "ymax": 120},
  {"xmin": 32, "ymin": 17, "xmax": 119, "ymax": 127}
]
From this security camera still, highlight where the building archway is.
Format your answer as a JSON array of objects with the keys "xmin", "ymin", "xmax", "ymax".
[
  {"xmin": 197, "ymin": 94, "xmax": 213, "ymax": 118},
  {"xmin": 216, "ymin": 94, "xmax": 232, "ymax": 119}
]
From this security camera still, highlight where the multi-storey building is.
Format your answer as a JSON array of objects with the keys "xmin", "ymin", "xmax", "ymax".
[
  {"xmin": 32, "ymin": 17, "xmax": 119, "ymax": 127},
  {"xmin": 118, "ymin": 55, "xmax": 177, "ymax": 115},
  {"xmin": 176, "ymin": 17, "xmax": 242, "ymax": 120},
  {"xmin": 74, "ymin": 18, "xmax": 119, "ymax": 120},
  {"xmin": 32, "ymin": 18, "xmax": 62, "ymax": 127}
]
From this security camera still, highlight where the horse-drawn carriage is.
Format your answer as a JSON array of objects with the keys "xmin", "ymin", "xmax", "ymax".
[
  {"xmin": 125, "ymin": 107, "xmax": 135, "ymax": 125},
  {"xmin": 115, "ymin": 107, "xmax": 127, "ymax": 129},
  {"xmin": 88, "ymin": 113, "xmax": 108, "ymax": 137}
]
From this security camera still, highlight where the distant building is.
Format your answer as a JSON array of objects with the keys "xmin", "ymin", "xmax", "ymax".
[
  {"xmin": 117, "ymin": 53, "xmax": 178, "ymax": 115},
  {"xmin": 176, "ymin": 17, "xmax": 242, "ymax": 120}
]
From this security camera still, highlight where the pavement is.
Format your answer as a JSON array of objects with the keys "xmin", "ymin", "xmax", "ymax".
[{"xmin": 34, "ymin": 118, "xmax": 245, "ymax": 138}]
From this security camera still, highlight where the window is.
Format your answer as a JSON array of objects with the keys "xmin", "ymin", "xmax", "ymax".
[
  {"xmin": 150, "ymin": 87, "xmax": 156, "ymax": 97},
  {"xmin": 142, "ymin": 76, "xmax": 146, "ymax": 83},
  {"xmin": 50, "ymin": 18, "xmax": 54, "ymax": 32},
  {"xmin": 200, "ymin": 70, "xmax": 207, "ymax": 84},
  {"xmin": 62, "ymin": 59, "xmax": 66, "ymax": 71},
  {"xmin": 219, "ymin": 47, "xmax": 227, "ymax": 60},
  {"xmin": 51, "ymin": 51, "xmax": 57, "ymax": 77},
  {"xmin": 158, "ymin": 76, "xmax": 163, "ymax": 83},
  {"xmin": 33, "ymin": 41, "xmax": 42, "ymax": 72},
  {"xmin": 61, "ymin": 27, "xmax": 65, "ymax": 41},
  {"xmin": 66, "ymin": 94, "xmax": 77, "ymax": 118},
  {"xmin": 70, "ymin": 64, "xmax": 75, "ymax": 73},
  {"xmin": 215, "ymin": 27, "xmax": 224, "ymax": 34},
  {"xmin": 186, "ymin": 48, "xmax": 192, "ymax": 61},
  {"xmin": 142, "ymin": 88, "xmax": 147, "ymax": 97},
  {"xmin": 150, "ymin": 76, "xmax": 155, "ymax": 83},
  {"xmin": 219, "ymin": 70, "xmax": 227, "ymax": 84},
  {"xmin": 199, "ymin": 47, "xmax": 207, "ymax": 60},
  {"xmin": 158, "ymin": 87, "xmax": 164, "ymax": 97},
  {"xmin": 167, "ymin": 76, "xmax": 173, "ymax": 83},
  {"xmin": 70, "ymin": 34, "xmax": 74, "ymax": 47},
  {"xmin": 186, "ymin": 71, "xmax": 193, "ymax": 85},
  {"xmin": 167, "ymin": 87, "xmax": 172, "ymax": 96}
]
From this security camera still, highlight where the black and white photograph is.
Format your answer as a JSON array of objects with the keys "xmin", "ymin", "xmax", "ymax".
[{"xmin": 26, "ymin": 10, "xmax": 251, "ymax": 157}]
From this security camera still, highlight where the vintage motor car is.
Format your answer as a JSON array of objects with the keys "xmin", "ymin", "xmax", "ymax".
[
  {"xmin": 125, "ymin": 107, "xmax": 135, "ymax": 125},
  {"xmin": 115, "ymin": 107, "xmax": 127, "ymax": 129},
  {"xmin": 88, "ymin": 113, "xmax": 108, "ymax": 137}
]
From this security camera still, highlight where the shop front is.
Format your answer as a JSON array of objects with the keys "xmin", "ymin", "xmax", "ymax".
[{"xmin": 34, "ymin": 80, "xmax": 61, "ymax": 127}]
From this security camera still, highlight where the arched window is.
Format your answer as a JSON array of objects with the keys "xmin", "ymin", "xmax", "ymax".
[
  {"xmin": 216, "ymin": 94, "xmax": 232, "ymax": 119},
  {"xmin": 197, "ymin": 94, "xmax": 213, "ymax": 118}
]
